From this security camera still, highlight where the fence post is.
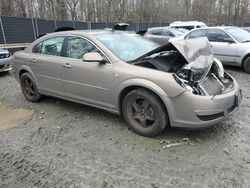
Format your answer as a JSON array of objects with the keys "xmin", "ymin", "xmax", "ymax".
[
  {"xmin": 136, "ymin": 23, "xmax": 139, "ymax": 32},
  {"xmin": 54, "ymin": 20, "xmax": 57, "ymax": 29},
  {"xmin": 0, "ymin": 16, "xmax": 6, "ymax": 44},
  {"xmin": 31, "ymin": 18, "xmax": 37, "ymax": 40},
  {"xmin": 35, "ymin": 18, "xmax": 39, "ymax": 37},
  {"xmin": 88, "ymin": 22, "xmax": 91, "ymax": 30}
]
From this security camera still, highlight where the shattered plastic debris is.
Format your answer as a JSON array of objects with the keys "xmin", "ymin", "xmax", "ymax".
[
  {"xmin": 223, "ymin": 148, "xmax": 230, "ymax": 155},
  {"xmin": 161, "ymin": 138, "xmax": 193, "ymax": 149},
  {"xmin": 162, "ymin": 142, "xmax": 185, "ymax": 149}
]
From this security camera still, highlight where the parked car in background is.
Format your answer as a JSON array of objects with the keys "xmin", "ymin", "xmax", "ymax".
[
  {"xmin": 242, "ymin": 27, "xmax": 250, "ymax": 33},
  {"xmin": 138, "ymin": 27, "xmax": 184, "ymax": 44},
  {"xmin": 176, "ymin": 28, "xmax": 189, "ymax": 34},
  {"xmin": 12, "ymin": 30, "xmax": 241, "ymax": 137},
  {"xmin": 0, "ymin": 48, "xmax": 11, "ymax": 73},
  {"xmin": 170, "ymin": 26, "xmax": 250, "ymax": 73},
  {"xmin": 170, "ymin": 21, "xmax": 207, "ymax": 30}
]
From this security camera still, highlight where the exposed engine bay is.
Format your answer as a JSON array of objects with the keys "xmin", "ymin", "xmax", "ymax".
[{"xmin": 132, "ymin": 38, "xmax": 234, "ymax": 96}]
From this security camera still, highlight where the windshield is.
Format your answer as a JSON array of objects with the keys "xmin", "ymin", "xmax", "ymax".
[
  {"xmin": 94, "ymin": 33, "xmax": 159, "ymax": 62},
  {"xmin": 226, "ymin": 27, "xmax": 250, "ymax": 42}
]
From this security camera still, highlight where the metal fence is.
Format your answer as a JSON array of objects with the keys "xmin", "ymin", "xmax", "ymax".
[
  {"xmin": 0, "ymin": 16, "xmax": 169, "ymax": 44},
  {"xmin": 1, "ymin": 16, "xmax": 250, "ymax": 45}
]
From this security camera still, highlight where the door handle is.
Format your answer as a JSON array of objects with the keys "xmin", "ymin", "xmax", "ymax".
[
  {"xmin": 63, "ymin": 63, "xmax": 72, "ymax": 68},
  {"xmin": 31, "ymin": 58, "xmax": 36, "ymax": 63}
]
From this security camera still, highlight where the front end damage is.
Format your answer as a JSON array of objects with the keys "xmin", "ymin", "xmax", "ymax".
[{"xmin": 132, "ymin": 38, "xmax": 242, "ymax": 128}]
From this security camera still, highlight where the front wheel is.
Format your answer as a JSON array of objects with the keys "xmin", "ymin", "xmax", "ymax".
[
  {"xmin": 20, "ymin": 73, "xmax": 42, "ymax": 102},
  {"xmin": 243, "ymin": 57, "xmax": 250, "ymax": 74},
  {"xmin": 122, "ymin": 88, "xmax": 169, "ymax": 137}
]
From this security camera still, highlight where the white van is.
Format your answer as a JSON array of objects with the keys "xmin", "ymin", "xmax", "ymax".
[{"xmin": 170, "ymin": 21, "xmax": 207, "ymax": 30}]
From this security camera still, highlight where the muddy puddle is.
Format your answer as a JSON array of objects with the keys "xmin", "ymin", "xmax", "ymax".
[{"xmin": 0, "ymin": 105, "xmax": 33, "ymax": 132}]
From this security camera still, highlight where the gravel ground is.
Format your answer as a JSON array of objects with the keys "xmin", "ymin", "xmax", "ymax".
[{"xmin": 0, "ymin": 68, "xmax": 250, "ymax": 188}]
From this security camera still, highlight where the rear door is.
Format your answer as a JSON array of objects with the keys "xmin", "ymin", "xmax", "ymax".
[
  {"xmin": 206, "ymin": 29, "xmax": 238, "ymax": 64},
  {"xmin": 61, "ymin": 36, "xmax": 115, "ymax": 109},
  {"xmin": 29, "ymin": 36, "xmax": 65, "ymax": 96}
]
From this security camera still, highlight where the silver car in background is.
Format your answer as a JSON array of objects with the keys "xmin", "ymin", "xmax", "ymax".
[
  {"xmin": 11, "ymin": 31, "xmax": 241, "ymax": 137},
  {"xmin": 0, "ymin": 48, "xmax": 11, "ymax": 72},
  {"xmin": 139, "ymin": 27, "xmax": 184, "ymax": 45},
  {"xmin": 170, "ymin": 27, "xmax": 250, "ymax": 73}
]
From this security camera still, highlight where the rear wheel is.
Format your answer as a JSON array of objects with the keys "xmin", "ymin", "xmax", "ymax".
[
  {"xmin": 122, "ymin": 88, "xmax": 168, "ymax": 137},
  {"xmin": 243, "ymin": 57, "xmax": 250, "ymax": 74},
  {"xmin": 20, "ymin": 73, "xmax": 41, "ymax": 102}
]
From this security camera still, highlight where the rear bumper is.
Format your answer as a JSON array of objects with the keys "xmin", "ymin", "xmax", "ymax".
[
  {"xmin": 165, "ymin": 78, "xmax": 241, "ymax": 129},
  {"xmin": 0, "ymin": 58, "xmax": 12, "ymax": 72}
]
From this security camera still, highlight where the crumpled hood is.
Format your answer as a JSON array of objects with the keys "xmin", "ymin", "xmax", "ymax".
[
  {"xmin": 170, "ymin": 37, "xmax": 214, "ymax": 70},
  {"xmin": 134, "ymin": 37, "xmax": 214, "ymax": 69}
]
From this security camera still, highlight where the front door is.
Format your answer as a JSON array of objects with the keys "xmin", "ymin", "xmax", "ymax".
[
  {"xmin": 207, "ymin": 29, "xmax": 238, "ymax": 64},
  {"xmin": 61, "ymin": 36, "xmax": 115, "ymax": 109}
]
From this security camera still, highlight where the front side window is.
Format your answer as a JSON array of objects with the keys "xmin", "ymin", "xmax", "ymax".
[
  {"xmin": 207, "ymin": 29, "xmax": 230, "ymax": 42},
  {"xmin": 66, "ymin": 37, "xmax": 99, "ymax": 59},
  {"xmin": 187, "ymin": 29, "xmax": 207, "ymax": 39},
  {"xmin": 41, "ymin": 37, "xmax": 64, "ymax": 56},
  {"xmin": 225, "ymin": 27, "xmax": 250, "ymax": 43}
]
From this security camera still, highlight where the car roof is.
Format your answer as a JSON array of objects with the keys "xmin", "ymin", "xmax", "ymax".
[
  {"xmin": 170, "ymin": 21, "xmax": 206, "ymax": 26},
  {"xmin": 193, "ymin": 26, "xmax": 238, "ymax": 30},
  {"xmin": 42, "ymin": 29, "xmax": 135, "ymax": 38},
  {"xmin": 148, "ymin": 27, "xmax": 173, "ymax": 31}
]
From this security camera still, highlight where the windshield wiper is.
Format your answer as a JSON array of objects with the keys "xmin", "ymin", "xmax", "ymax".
[
  {"xmin": 129, "ymin": 51, "xmax": 168, "ymax": 63},
  {"xmin": 144, "ymin": 51, "xmax": 174, "ymax": 60}
]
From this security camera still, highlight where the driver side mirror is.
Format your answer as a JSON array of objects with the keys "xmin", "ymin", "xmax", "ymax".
[
  {"xmin": 83, "ymin": 52, "xmax": 107, "ymax": 64},
  {"xmin": 223, "ymin": 37, "xmax": 234, "ymax": 43}
]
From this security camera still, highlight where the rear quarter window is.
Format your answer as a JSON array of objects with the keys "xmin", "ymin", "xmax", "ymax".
[{"xmin": 32, "ymin": 42, "xmax": 42, "ymax": 53}]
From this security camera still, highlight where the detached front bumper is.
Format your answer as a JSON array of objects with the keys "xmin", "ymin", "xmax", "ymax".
[
  {"xmin": 166, "ymin": 77, "xmax": 241, "ymax": 129},
  {"xmin": 0, "ymin": 57, "xmax": 12, "ymax": 72}
]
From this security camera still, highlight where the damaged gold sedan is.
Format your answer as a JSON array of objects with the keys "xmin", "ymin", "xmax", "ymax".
[{"xmin": 12, "ymin": 30, "xmax": 241, "ymax": 137}]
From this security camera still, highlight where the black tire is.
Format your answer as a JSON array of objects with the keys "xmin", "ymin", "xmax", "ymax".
[
  {"xmin": 243, "ymin": 57, "xmax": 250, "ymax": 74},
  {"xmin": 122, "ymin": 88, "xmax": 169, "ymax": 137},
  {"xmin": 20, "ymin": 73, "xmax": 41, "ymax": 102}
]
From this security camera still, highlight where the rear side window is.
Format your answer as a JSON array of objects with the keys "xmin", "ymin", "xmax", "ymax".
[
  {"xmin": 186, "ymin": 29, "xmax": 207, "ymax": 39},
  {"xmin": 207, "ymin": 29, "xmax": 230, "ymax": 42},
  {"xmin": 32, "ymin": 42, "xmax": 42, "ymax": 53},
  {"xmin": 66, "ymin": 37, "xmax": 100, "ymax": 59},
  {"xmin": 162, "ymin": 29, "xmax": 174, "ymax": 36},
  {"xmin": 40, "ymin": 37, "xmax": 65, "ymax": 56},
  {"xmin": 183, "ymin": 26, "xmax": 194, "ymax": 30},
  {"xmin": 149, "ymin": 29, "xmax": 162, "ymax": 36}
]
